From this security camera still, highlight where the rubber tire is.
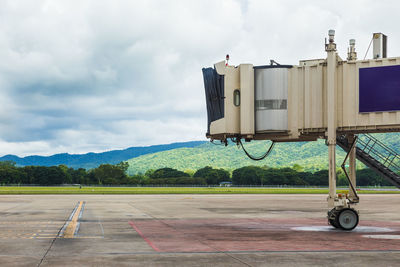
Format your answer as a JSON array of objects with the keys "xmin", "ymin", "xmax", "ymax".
[
  {"xmin": 336, "ymin": 208, "xmax": 359, "ymax": 231},
  {"xmin": 329, "ymin": 218, "xmax": 340, "ymax": 228},
  {"xmin": 328, "ymin": 209, "xmax": 340, "ymax": 228}
]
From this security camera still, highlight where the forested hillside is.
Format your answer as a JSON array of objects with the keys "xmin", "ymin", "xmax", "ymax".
[
  {"xmin": 2, "ymin": 133, "xmax": 399, "ymax": 174},
  {"xmin": 126, "ymin": 133, "xmax": 400, "ymax": 175},
  {"xmin": 0, "ymin": 141, "xmax": 205, "ymax": 169},
  {"xmin": 126, "ymin": 140, "xmax": 340, "ymax": 175}
]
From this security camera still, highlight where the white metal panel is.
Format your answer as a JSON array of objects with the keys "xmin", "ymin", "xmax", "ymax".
[
  {"xmin": 210, "ymin": 61, "xmax": 240, "ymax": 135},
  {"xmin": 239, "ymin": 64, "xmax": 255, "ymax": 136},
  {"xmin": 289, "ymin": 63, "xmax": 325, "ymax": 131}
]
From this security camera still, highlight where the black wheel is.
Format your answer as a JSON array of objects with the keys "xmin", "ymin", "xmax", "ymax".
[
  {"xmin": 329, "ymin": 218, "xmax": 340, "ymax": 228},
  {"xmin": 327, "ymin": 209, "xmax": 340, "ymax": 228},
  {"xmin": 336, "ymin": 208, "xmax": 359, "ymax": 231}
]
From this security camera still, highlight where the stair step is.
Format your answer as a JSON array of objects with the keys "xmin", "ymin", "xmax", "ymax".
[{"xmin": 337, "ymin": 135, "xmax": 400, "ymax": 189}]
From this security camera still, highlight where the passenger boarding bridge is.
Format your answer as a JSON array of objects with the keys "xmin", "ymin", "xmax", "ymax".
[{"xmin": 202, "ymin": 31, "xmax": 400, "ymax": 230}]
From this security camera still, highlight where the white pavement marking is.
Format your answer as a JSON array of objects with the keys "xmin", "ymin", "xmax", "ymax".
[
  {"xmin": 292, "ymin": 226, "xmax": 395, "ymax": 233},
  {"xmin": 363, "ymin": 235, "xmax": 400, "ymax": 239}
]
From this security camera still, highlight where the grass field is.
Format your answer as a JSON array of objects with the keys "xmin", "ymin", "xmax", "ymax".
[{"xmin": 0, "ymin": 186, "xmax": 399, "ymax": 194}]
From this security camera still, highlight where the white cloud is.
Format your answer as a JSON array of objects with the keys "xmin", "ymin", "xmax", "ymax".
[{"xmin": 1, "ymin": 0, "xmax": 400, "ymax": 156}]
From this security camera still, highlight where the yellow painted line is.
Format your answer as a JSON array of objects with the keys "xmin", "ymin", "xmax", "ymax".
[{"xmin": 63, "ymin": 201, "xmax": 84, "ymax": 238}]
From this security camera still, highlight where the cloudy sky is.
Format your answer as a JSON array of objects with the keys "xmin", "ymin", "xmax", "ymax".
[{"xmin": 1, "ymin": 0, "xmax": 400, "ymax": 156}]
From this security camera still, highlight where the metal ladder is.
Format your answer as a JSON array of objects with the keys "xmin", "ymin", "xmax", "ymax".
[{"xmin": 336, "ymin": 134, "xmax": 400, "ymax": 188}]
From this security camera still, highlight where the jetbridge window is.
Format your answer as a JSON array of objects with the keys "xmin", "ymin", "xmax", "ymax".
[
  {"xmin": 255, "ymin": 99, "xmax": 287, "ymax": 110},
  {"xmin": 234, "ymin": 89, "xmax": 240, "ymax": 106},
  {"xmin": 254, "ymin": 66, "xmax": 289, "ymax": 132}
]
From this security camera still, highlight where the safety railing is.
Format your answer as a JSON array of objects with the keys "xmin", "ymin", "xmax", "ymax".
[{"xmin": 356, "ymin": 134, "xmax": 400, "ymax": 173}]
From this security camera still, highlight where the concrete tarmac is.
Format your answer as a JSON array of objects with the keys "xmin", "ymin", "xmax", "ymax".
[{"xmin": 0, "ymin": 194, "xmax": 399, "ymax": 266}]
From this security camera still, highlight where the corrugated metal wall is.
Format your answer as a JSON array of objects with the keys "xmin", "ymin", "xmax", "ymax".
[
  {"xmin": 340, "ymin": 57, "xmax": 400, "ymax": 130},
  {"xmin": 288, "ymin": 57, "xmax": 400, "ymax": 137}
]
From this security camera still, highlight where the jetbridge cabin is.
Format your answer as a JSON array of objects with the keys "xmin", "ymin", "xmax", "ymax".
[
  {"xmin": 202, "ymin": 33, "xmax": 400, "ymax": 144},
  {"xmin": 202, "ymin": 31, "xmax": 400, "ymax": 231}
]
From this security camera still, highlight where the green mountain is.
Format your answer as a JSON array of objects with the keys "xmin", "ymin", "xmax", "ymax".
[
  {"xmin": 0, "ymin": 141, "xmax": 205, "ymax": 169},
  {"xmin": 126, "ymin": 133, "xmax": 400, "ymax": 175}
]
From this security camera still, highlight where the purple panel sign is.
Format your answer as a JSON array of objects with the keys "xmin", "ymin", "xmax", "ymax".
[{"xmin": 359, "ymin": 65, "xmax": 400, "ymax": 113}]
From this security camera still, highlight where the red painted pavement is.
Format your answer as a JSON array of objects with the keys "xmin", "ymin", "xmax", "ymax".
[{"xmin": 129, "ymin": 218, "xmax": 400, "ymax": 252}]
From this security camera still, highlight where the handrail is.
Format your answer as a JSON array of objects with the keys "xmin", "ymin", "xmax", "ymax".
[
  {"xmin": 356, "ymin": 134, "xmax": 400, "ymax": 172},
  {"xmin": 337, "ymin": 134, "xmax": 400, "ymax": 188}
]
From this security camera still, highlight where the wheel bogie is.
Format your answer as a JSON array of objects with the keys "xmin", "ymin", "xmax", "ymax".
[{"xmin": 328, "ymin": 208, "xmax": 359, "ymax": 230}]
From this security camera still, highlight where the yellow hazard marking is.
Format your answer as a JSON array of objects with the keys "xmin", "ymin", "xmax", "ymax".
[{"xmin": 63, "ymin": 201, "xmax": 83, "ymax": 238}]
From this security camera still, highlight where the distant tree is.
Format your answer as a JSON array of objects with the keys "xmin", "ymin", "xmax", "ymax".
[
  {"xmin": 92, "ymin": 164, "xmax": 128, "ymax": 185},
  {"xmin": 0, "ymin": 162, "xmax": 27, "ymax": 184},
  {"xmin": 310, "ymin": 170, "xmax": 329, "ymax": 186},
  {"xmin": 125, "ymin": 174, "xmax": 146, "ymax": 185},
  {"xmin": 337, "ymin": 169, "xmax": 348, "ymax": 186},
  {"xmin": 184, "ymin": 169, "xmax": 195, "ymax": 177},
  {"xmin": 48, "ymin": 166, "xmax": 67, "ymax": 185},
  {"xmin": 70, "ymin": 168, "xmax": 88, "ymax": 184},
  {"xmin": 298, "ymin": 171, "xmax": 314, "ymax": 186},
  {"xmin": 0, "ymin": 161, "xmax": 16, "ymax": 167},
  {"xmin": 194, "ymin": 166, "xmax": 230, "ymax": 185},
  {"xmin": 150, "ymin": 168, "xmax": 189, "ymax": 179},
  {"xmin": 193, "ymin": 166, "xmax": 213, "ymax": 178},
  {"xmin": 23, "ymin": 166, "xmax": 66, "ymax": 185},
  {"xmin": 116, "ymin": 162, "xmax": 129, "ymax": 172},
  {"xmin": 357, "ymin": 169, "xmax": 392, "ymax": 186},
  {"xmin": 262, "ymin": 169, "xmax": 285, "ymax": 185},
  {"xmin": 85, "ymin": 171, "xmax": 98, "ymax": 185},
  {"xmin": 23, "ymin": 166, "xmax": 35, "ymax": 184},
  {"xmin": 281, "ymin": 168, "xmax": 306, "ymax": 185},
  {"xmin": 145, "ymin": 169, "xmax": 156, "ymax": 177},
  {"xmin": 232, "ymin": 166, "xmax": 264, "ymax": 185},
  {"xmin": 58, "ymin": 165, "xmax": 73, "ymax": 184},
  {"xmin": 292, "ymin": 164, "xmax": 304, "ymax": 172},
  {"xmin": 146, "ymin": 177, "xmax": 206, "ymax": 185},
  {"xmin": 176, "ymin": 177, "xmax": 206, "ymax": 185}
]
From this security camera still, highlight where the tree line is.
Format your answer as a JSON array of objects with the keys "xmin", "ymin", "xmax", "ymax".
[{"xmin": 0, "ymin": 161, "xmax": 393, "ymax": 186}]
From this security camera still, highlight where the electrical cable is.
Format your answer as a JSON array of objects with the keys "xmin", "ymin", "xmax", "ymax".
[
  {"xmin": 363, "ymin": 36, "xmax": 374, "ymax": 60},
  {"xmin": 238, "ymin": 139, "xmax": 275, "ymax": 161}
]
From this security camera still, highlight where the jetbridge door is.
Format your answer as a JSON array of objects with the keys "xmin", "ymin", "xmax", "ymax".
[{"xmin": 254, "ymin": 66, "xmax": 290, "ymax": 132}]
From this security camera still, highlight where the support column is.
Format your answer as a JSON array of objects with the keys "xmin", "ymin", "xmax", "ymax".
[
  {"xmin": 328, "ymin": 140, "xmax": 336, "ymax": 208},
  {"xmin": 326, "ymin": 30, "xmax": 337, "ymax": 209},
  {"xmin": 347, "ymin": 134, "xmax": 357, "ymax": 200}
]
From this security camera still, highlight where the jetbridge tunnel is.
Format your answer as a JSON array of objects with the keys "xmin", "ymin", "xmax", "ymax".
[
  {"xmin": 202, "ymin": 31, "xmax": 400, "ymax": 231},
  {"xmin": 203, "ymin": 52, "xmax": 400, "ymax": 142}
]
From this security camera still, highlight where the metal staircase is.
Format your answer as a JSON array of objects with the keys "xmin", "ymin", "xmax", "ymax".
[{"xmin": 336, "ymin": 134, "xmax": 400, "ymax": 188}]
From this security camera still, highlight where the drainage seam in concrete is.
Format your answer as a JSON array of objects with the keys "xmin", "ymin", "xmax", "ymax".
[{"xmin": 37, "ymin": 201, "xmax": 83, "ymax": 267}]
